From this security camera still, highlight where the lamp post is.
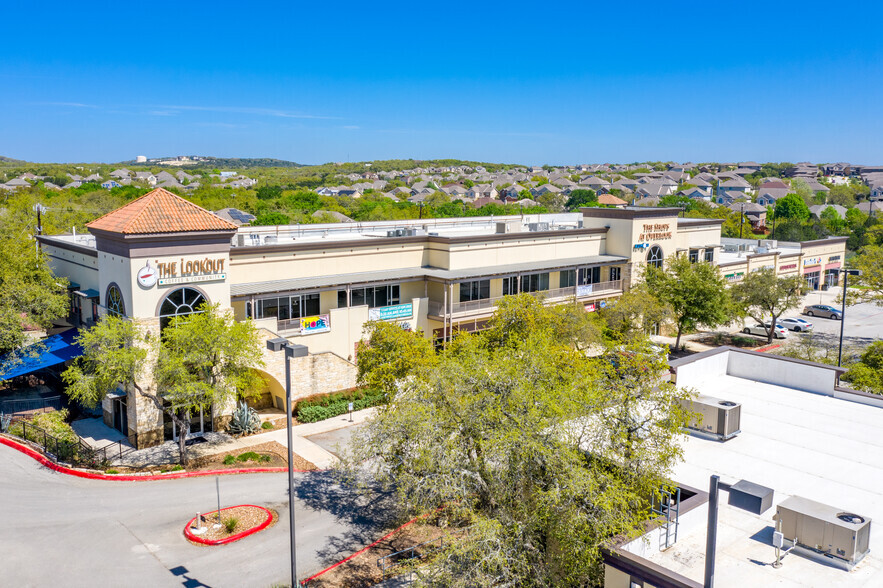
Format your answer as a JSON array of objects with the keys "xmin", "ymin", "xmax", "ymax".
[
  {"xmin": 837, "ymin": 269, "xmax": 861, "ymax": 367},
  {"xmin": 266, "ymin": 338, "xmax": 309, "ymax": 587},
  {"xmin": 739, "ymin": 202, "xmax": 745, "ymax": 239}
]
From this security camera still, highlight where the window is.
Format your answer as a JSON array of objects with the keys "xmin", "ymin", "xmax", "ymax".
[
  {"xmin": 159, "ymin": 287, "xmax": 207, "ymax": 328},
  {"xmin": 579, "ymin": 267, "xmax": 601, "ymax": 285},
  {"xmin": 705, "ymin": 248, "xmax": 714, "ymax": 263},
  {"xmin": 106, "ymin": 283, "xmax": 125, "ymax": 316},
  {"xmin": 502, "ymin": 276, "xmax": 518, "ymax": 296},
  {"xmin": 559, "ymin": 269, "xmax": 576, "ymax": 288},
  {"xmin": 647, "ymin": 245, "xmax": 664, "ymax": 269},
  {"xmin": 459, "ymin": 280, "xmax": 490, "ymax": 302},
  {"xmin": 338, "ymin": 285, "xmax": 400, "ymax": 308},
  {"xmin": 521, "ymin": 273, "xmax": 549, "ymax": 293},
  {"xmin": 255, "ymin": 292, "xmax": 322, "ymax": 321},
  {"xmin": 609, "ymin": 266, "xmax": 621, "ymax": 282},
  {"xmin": 689, "ymin": 249, "xmax": 700, "ymax": 263}
]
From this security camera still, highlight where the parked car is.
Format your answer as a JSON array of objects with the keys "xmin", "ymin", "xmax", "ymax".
[
  {"xmin": 742, "ymin": 323, "xmax": 788, "ymax": 339},
  {"xmin": 802, "ymin": 304, "xmax": 842, "ymax": 320},
  {"xmin": 777, "ymin": 317, "xmax": 814, "ymax": 332}
]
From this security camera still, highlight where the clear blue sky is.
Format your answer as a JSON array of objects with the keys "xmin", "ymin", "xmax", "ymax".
[{"xmin": 1, "ymin": 0, "xmax": 881, "ymax": 165}]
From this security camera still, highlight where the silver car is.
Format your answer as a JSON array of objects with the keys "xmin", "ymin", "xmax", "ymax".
[
  {"xmin": 778, "ymin": 317, "xmax": 814, "ymax": 332},
  {"xmin": 743, "ymin": 323, "xmax": 789, "ymax": 339},
  {"xmin": 803, "ymin": 304, "xmax": 842, "ymax": 320}
]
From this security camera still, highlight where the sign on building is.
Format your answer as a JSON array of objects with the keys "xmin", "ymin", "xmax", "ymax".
[
  {"xmin": 300, "ymin": 314, "xmax": 331, "ymax": 334},
  {"xmin": 368, "ymin": 303, "xmax": 413, "ymax": 321}
]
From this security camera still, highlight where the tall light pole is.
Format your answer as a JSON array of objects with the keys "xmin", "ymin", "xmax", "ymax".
[
  {"xmin": 837, "ymin": 269, "xmax": 861, "ymax": 367},
  {"xmin": 739, "ymin": 202, "xmax": 744, "ymax": 239},
  {"xmin": 266, "ymin": 338, "xmax": 309, "ymax": 587}
]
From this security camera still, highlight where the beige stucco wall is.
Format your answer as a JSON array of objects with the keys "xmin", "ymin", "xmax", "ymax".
[{"xmin": 43, "ymin": 244, "xmax": 99, "ymax": 291}]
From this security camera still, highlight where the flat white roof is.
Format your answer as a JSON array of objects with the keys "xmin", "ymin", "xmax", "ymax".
[{"xmin": 640, "ymin": 373, "xmax": 883, "ymax": 586}]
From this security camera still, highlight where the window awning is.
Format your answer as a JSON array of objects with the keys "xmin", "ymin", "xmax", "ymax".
[
  {"xmin": 75, "ymin": 289, "xmax": 100, "ymax": 298},
  {"xmin": 0, "ymin": 329, "xmax": 83, "ymax": 380}
]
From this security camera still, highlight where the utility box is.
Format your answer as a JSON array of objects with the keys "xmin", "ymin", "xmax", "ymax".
[
  {"xmin": 775, "ymin": 496, "xmax": 871, "ymax": 565},
  {"xmin": 679, "ymin": 395, "xmax": 741, "ymax": 440},
  {"xmin": 728, "ymin": 480, "xmax": 773, "ymax": 515}
]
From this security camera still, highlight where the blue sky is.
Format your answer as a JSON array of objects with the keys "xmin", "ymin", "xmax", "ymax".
[{"xmin": 1, "ymin": 1, "xmax": 881, "ymax": 165}]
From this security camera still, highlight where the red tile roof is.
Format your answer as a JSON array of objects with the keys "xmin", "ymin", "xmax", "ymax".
[
  {"xmin": 598, "ymin": 193, "xmax": 627, "ymax": 206},
  {"xmin": 86, "ymin": 188, "xmax": 238, "ymax": 234}
]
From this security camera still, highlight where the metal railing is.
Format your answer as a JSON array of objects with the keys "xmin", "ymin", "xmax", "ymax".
[
  {"xmin": 0, "ymin": 396, "xmax": 62, "ymax": 416},
  {"xmin": 377, "ymin": 535, "xmax": 447, "ymax": 576},
  {"xmin": 0, "ymin": 415, "xmax": 113, "ymax": 468},
  {"xmin": 428, "ymin": 280, "xmax": 623, "ymax": 317}
]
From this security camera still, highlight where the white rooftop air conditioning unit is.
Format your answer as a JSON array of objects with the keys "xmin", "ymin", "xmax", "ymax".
[
  {"xmin": 679, "ymin": 395, "xmax": 741, "ymax": 440},
  {"xmin": 775, "ymin": 496, "xmax": 871, "ymax": 566}
]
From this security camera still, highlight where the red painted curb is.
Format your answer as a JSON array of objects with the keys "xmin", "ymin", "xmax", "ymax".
[
  {"xmin": 301, "ymin": 506, "xmax": 445, "ymax": 585},
  {"xmin": 0, "ymin": 436, "xmax": 319, "ymax": 481},
  {"xmin": 754, "ymin": 343, "xmax": 782, "ymax": 353},
  {"xmin": 184, "ymin": 505, "xmax": 273, "ymax": 545}
]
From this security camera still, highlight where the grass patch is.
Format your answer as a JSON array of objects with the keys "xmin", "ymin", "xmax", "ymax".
[{"xmin": 235, "ymin": 451, "xmax": 271, "ymax": 463}]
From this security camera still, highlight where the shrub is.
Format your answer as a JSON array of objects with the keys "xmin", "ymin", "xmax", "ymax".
[
  {"xmin": 295, "ymin": 388, "xmax": 385, "ymax": 423},
  {"xmin": 223, "ymin": 454, "xmax": 236, "ymax": 465},
  {"xmin": 171, "ymin": 464, "xmax": 184, "ymax": 472},
  {"xmin": 261, "ymin": 421, "xmax": 274, "ymax": 429},
  {"xmin": 224, "ymin": 517, "xmax": 239, "ymax": 534},
  {"xmin": 236, "ymin": 451, "xmax": 261, "ymax": 462},
  {"xmin": 106, "ymin": 469, "xmax": 119, "ymax": 474}
]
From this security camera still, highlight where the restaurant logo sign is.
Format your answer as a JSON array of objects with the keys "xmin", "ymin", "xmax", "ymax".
[
  {"xmin": 638, "ymin": 223, "xmax": 672, "ymax": 242},
  {"xmin": 803, "ymin": 257, "xmax": 822, "ymax": 267},
  {"xmin": 300, "ymin": 315, "xmax": 331, "ymax": 334},
  {"xmin": 155, "ymin": 257, "xmax": 226, "ymax": 286},
  {"xmin": 779, "ymin": 263, "xmax": 797, "ymax": 271},
  {"xmin": 368, "ymin": 302, "xmax": 413, "ymax": 321}
]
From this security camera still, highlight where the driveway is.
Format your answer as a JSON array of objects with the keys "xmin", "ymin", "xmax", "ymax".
[{"xmin": 0, "ymin": 444, "xmax": 395, "ymax": 587}]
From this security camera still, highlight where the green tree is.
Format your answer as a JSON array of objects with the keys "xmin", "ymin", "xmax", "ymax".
[
  {"xmin": 344, "ymin": 297, "xmax": 692, "ymax": 586},
  {"xmin": 63, "ymin": 305, "xmax": 264, "ymax": 463},
  {"xmin": 774, "ymin": 193, "xmax": 811, "ymax": 221},
  {"xmin": 644, "ymin": 255, "xmax": 732, "ymax": 349},
  {"xmin": 731, "ymin": 268, "xmax": 803, "ymax": 344},
  {"xmin": 357, "ymin": 321, "xmax": 437, "ymax": 396},
  {"xmin": 819, "ymin": 206, "xmax": 847, "ymax": 234},
  {"xmin": 252, "ymin": 210, "xmax": 290, "ymax": 226},
  {"xmin": 564, "ymin": 189, "xmax": 597, "ymax": 210},
  {"xmin": 850, "ymin": 245, "xmax": 883, "ymax": 305},
  {"xmin": 843, "ymin": 342, "xmax": 883, "ymax": 395},
  {"xmin": 600, "ymin": 283, "xmax": 670, "ymax": 343}
]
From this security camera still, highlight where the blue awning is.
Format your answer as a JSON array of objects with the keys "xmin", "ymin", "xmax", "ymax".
[{"xmin": 0, "ymin": 329, "xmax": 83, "ymax": 380}]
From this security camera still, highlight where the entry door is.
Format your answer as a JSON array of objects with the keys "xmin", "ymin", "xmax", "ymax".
[
  {"xmin": 112, "ymin": 397, "xmax": 128, "ymax": 435},
  {"xmin": 171, "ymin": 406, "xmax": 213, "ymax": 441}
]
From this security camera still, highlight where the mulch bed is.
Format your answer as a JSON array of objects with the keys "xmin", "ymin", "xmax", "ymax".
[
  {"xmin": 305, "ymin": 521, "xmax": 450, "ymax": 587},
  {"xmin": 106, "ymin": 441, "xmax": 317, "ymax": 474},
  {"xmin": 186, "ymin": 506, "xmax": 278, "ymax": 545}
]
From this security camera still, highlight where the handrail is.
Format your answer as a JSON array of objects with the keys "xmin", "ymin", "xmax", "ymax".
[
  {"xmin": 429, "ymin": 280, "xmax": 622, "ymax": 317},
  {"xmin": 0, "ymin": 415, "xmax": 110, "ymax": 468}
]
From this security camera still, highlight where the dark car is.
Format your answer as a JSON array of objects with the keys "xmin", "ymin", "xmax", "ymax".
[{"xmin": 802, "ymin": 304, "xmax": 842, "ymax": 320}]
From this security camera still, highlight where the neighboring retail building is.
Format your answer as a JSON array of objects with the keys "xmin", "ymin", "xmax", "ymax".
[{"xmin": 36, "ymin": 189, "xmax": 847, "ymax": 448}]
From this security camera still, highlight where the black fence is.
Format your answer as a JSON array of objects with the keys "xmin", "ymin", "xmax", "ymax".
[
  {"xmin": 0, "ymin": 396, "xmax": 62, "ymax": 416},
  {"xmin": 0, "ymin": 415, "xmax": 113, "ymax": 469}
]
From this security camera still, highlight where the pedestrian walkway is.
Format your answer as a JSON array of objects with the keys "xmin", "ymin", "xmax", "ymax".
[
  {"xmin": 112, "ymin": 407, "xmax": 376, "ymax": 468},
  {"xmin": 71, "ymin": 417, "xmax": 131, "ymax": 450}
]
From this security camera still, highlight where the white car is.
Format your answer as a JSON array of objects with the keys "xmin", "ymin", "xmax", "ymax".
[
  {"xmin": 742, "ymin": 323, "xmax": 788, "ymax": 339},
  {"xmin": 777, "ymin": 317, "xmax": 814, "ymax": 332}
]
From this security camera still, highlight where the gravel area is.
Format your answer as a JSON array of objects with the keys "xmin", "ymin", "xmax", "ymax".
[{"xmin": 188, "ymin": 506, "xmax": 276, "ymax": 544}]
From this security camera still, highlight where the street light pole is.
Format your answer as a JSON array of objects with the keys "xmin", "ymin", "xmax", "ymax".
[
  {"xmin": 266, "ymin": 338, "xmax": 309, "ymax": 587},
  {"xmin": 837, "ymin": 270, "xmax": 861, "ymax": 367},
  {"xmin": 739, "ymin": 202, "xmax": 744, "ymax": 239}
]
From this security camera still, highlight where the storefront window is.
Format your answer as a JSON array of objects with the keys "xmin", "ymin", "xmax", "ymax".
[
  {"xmin": 338, "ymin": 285, "xmax": 400, "ymax": 308},
  {"xmin": 459, "ymin": 279, "xmax": 490, "ymax": 302},
  {"xmin": 647, "ymin": 245, "xmax": 664, "ymax": 269},
  {"xmin": 255, "ymin": 292, "xmax": 321, "ymax": 320},
  {"xmin": 579, "ymin": 267, "xmax": 600, "ymax": 285},
  {"xmin": 106, "ymin": 283, "xmax": 126, "ymax": 316},
  {"xmin": 689, "ymin": 249, "xmax": 700, "ymax": 263},
  {"xmin": 521, "ymin": 273, "xmax": 549, "ymax": 293},
  {"xmin": 609, "ymin": 266, "xmax": 622, "ymax": 282},
  {"xmin": 705, "ymin": 249, "xmax": 714, "ymax": 263},
  {"xmin": 159, "ymin": 287, "xmax": 207, "ymax": 328},
  {"xmin": 559, "ymin": 270, "xmax": 576, "ymax": 288},
  {"xmin": 502, "ymin": 276, "xmax": 518, "ymax": 296}
]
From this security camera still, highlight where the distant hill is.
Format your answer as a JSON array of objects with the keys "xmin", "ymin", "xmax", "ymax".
[
  {"xmin": 0, "ymin": 155, "xmax": 26, "ymax": 164},
  {"xmin": 117, "ymin": 156, "xmax": 304, "ymax": 169}
]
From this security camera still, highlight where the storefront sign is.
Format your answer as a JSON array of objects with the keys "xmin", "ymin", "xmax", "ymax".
[
  {"xmin": 803, "ymin": 257, "xmax": 821, "ymax": 267},
  {"xmin": 156, "ymin": 257, "xmax": 226, "ymax": 286},
  {"xmin": 585, "ymin": 303, "xmax": 596, "ymax": 312},
  {"xmin": 137, "ymin": 261, "xmax": 158, "ymax": 287},
  {"xmin": 368, "ymin": 302, "xmax": 413, "ymax": 321},
  {"xmin": 638, "ymin": 223, "xmax": 672, "ymax": 242},
  {"xmin": 829, "ymin": 255, "xmax": 841, "ymax": 262},
  {"xmin": 724, "ymin": 272, "xmax": 745, "ymax": 282},
  {"xmin": 779, "ymin": 263, "xmax": 797, "ymax": 271},
  {"xmin": 576, "ymin": 284, "xmax": 594, "ymax": 296},
  {"xmin": 300, "ymin": 314, "xmax": 330, "ymax": 334}
]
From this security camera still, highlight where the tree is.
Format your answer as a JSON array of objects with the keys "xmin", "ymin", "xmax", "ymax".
[
  {"xmin": 843, "ymin": 342, "xmax": 883, "ymax": 395},
  {"xmin": 774, "ymin": 193, "xmax": 811, "ymax": 221},
  {"xmin": 599, "ymin": 283, "xmax": 670, "ymax": 343},
  {"xmin": 343, "ymin": 296, "xmax": 692, "ymax": 586},
  {"xmin": 564, "ymin": 189, "xmax": 596, "ymax": 210},
  {"xmin": 731, "ymin": 268, "xmax": 803, "ymax": 344},
  {"xmin": 63, "ymin": 305, "xmax": 264, "ymax": 463},
  {"xmin": 819, "ymin": 206, "xmax": 846, "ymax": 234},
  {"xmin": 356, "ymin": 320, "xmax": 437, "ymax": 396},
  {"xmin": 253, "ymin": 210, "xmax": 290, "ymax": 226},
  {"xmin": 850, "ymin": 245, "xmax": 883, "ymax": 305},
  {"xmin": 644, "ymin": 255, "xmax": 732, "ymax": 349}
]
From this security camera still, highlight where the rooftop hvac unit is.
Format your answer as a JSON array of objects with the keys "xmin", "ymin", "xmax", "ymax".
[
  {"xmin": 775, "ymin": 496, "xmax": 871, "ymax": 566},
  {"xmin": 395, "ymin": 228, "xmax": 405, "ymax": 237},
  {"xmin": 263, "ymin": 235, "xmax": 277, "ymax": 244},
  {"xmin": 236, "ymin": 234, "xmax": 246, "ymax": 246},
  {"xmin": 528, "ymin": 222, "xmax": 550, "ymax": 232},
  {"xmin": 679, "ymin": 395, "xmax": 741, "ymax": 440},
  {"xmin": 387, "ymin": 230, "xmax": 396, "ymax": 237}
]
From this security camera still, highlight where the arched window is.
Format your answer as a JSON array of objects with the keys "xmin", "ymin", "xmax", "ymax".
[
  {"xmin": 106, "ymin": 283, "xmax": 126, "ymax": 316},
  {"xmin": 647, "ymin": 245, "xmax": 664, "ymax": 269},
  {"xmin": 159, "ymin": 287, "xmax": 207, "ymax": 328}
]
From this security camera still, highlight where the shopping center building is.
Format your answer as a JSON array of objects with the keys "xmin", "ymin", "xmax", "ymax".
[{"xmin": 36, "ymin": 189, "xmax": 847, "ymax": 447}]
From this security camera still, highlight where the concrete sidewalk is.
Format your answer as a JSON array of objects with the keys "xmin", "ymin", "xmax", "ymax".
[{"xmin": 113, "ymin": 407, "xmax": 376, "ymax": 468}]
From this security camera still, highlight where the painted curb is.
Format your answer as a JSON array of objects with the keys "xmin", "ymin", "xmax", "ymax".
[
  {"xmin": 0, "ymin": 436, "xmax": 319, "ymax": 481},
  {"xmin": 184, "ymin": 505, "xmax": 273, "ymax": 545},
  {"xmin": 301, "ymin": 506, "xmax": 445, "ymax": 585},
  {"xmin": 754, "ymin": 343, "xmax": 782, "ymax": 353}
]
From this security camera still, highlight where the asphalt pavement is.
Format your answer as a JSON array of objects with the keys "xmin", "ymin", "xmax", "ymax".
[{"xmin": 0, "ymin": 444, "xmax": 396, "ymax": 588}]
